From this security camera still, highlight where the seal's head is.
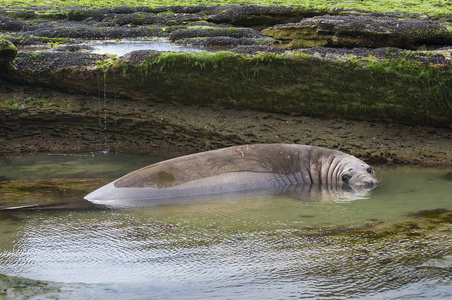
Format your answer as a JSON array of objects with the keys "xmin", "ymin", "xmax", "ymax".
[{"xmin": 339, "ymin": 157, "xmax": 379, "ymax": 190}]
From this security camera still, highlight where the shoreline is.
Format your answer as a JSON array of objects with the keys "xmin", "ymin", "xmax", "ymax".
[{"xmin": 1, "ymin": 79, "xmax": 450, "ymax": 166}]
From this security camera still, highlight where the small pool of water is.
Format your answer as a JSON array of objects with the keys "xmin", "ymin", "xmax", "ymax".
[
  {"xmin": 17, "ymin": 39, "xmax": 223, "ymax": 56},
  {"xmin": 0, "ymin": 152, "xmax": 451, "ymax": 299},
  {"xmin": 89, "ymin": 40, "xmax": 209, "ymax": 56}
]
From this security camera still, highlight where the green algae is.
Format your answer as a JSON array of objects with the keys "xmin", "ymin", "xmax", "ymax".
[
  {"xmin": 0, "ymin": 39, "xmax": 18, "ymax": 71},
  {"xmin": 116, "ymin": 50, "xmax": 452, "ymax": 127},
  {"xmin": 2, "ymin": 35, "xmax": 77, "ymax": 49},
  {"xmin": 0, "ymin": 98, "xmax": 54, "ymax": 111},
  {"xmin": 1, "ymin": 1, "xmax": 452, "ymax": 20},
  {"xmin": 9, "ymin": 49, "xmax": 451, "ymax": 126}
]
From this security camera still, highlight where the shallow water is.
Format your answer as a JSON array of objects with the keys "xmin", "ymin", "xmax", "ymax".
[
  {"xmin": 89, "ymin": 40, "xmax": 208, "ymax": 56},
  {"xmin": 17, "ymin": 39, "xmax": 217, "ymax": 56},
  {"xmin": 0, "ymin": 152, "xmax": 451, "ymax": 299}
]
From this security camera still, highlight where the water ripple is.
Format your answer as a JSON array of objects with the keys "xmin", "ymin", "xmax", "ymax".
[{"xmin": 0, "ymin": 175, "xmax": 451, "ymax": 298}]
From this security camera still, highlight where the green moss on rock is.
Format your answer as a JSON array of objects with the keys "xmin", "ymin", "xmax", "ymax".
[
  {"xmin": 0, "ymin": 38, "xmax": 18, "ymax": 71},
  {"xmin": 6, "ymin": 50, "xmax": 452, "ymax": 127},
  {"xmin": 263, "ymin": 15, "xmax": 452, "ymax": 50},
  {"xmin": 117, "ymin": 50, "xmax": 452, "ymax": 127}
]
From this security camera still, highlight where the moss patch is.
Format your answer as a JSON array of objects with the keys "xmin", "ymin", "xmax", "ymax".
[
  {"xmin": 114, "ymin": 50, "xmax": 452, "ymax": 127},
  {"xmin": 2, "ymin": 35, "xmax": 77, "ymax": 47},
  {"xmin": 7, "ymin": 49, "xmax": 452, "ymax": 127},
  {"xmin": 263, "ymin": 15, "xmax": 452, "ymax": 50},
  {"xmin": 0, "ymin": 98, "xmax": 54, "ymax": 111},
  {"xmin": 0, "ymin": 38, "xmax": 18, "ymax": 71},
  {"xmin": 0, "ymin": 1, "xmax": 451, "ymax": 21}
]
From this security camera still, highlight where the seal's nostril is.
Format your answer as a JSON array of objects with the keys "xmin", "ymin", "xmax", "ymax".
[{"xmin": 362, "ymin": 180, "xmax": 379, "ymax": 189}]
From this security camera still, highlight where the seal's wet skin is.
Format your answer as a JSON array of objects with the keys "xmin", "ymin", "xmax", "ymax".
[{"xmin": 85, "ymin": 144, "xmax": 379, "ymax": 206}]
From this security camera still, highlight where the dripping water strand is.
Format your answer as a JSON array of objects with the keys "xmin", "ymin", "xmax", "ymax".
[
  {"xmin": 97, "ymin": 72, "xmax": 109, "ymax": 153},
  {"xmin": 103, "ymin": 73, "xmax": 107, "ymax": 151},
  {"xmin": 98, "ymin": 73, "xmax": 101, "ymax": 127}
]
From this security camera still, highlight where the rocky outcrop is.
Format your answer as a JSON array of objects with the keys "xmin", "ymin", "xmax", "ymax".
[
  {"xmin": 170, "ymin": 23, "xmax": 274, "ymax": 47},
  {"xmin": 262, "ymin": 15, "xmax": 452, "ymax": 49},
  {"xmin": 5, "ymin": 49, "xmax": 452, "ymax": 128},
  {"xmin": 206, "ymin": 5, "xmax": 317, "ymax": 27},
  {"xmin": 0, "ymin": 39, "xmax": 17, "ymax": 71}
]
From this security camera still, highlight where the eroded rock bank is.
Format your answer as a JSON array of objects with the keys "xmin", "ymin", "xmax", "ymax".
[
  {"xmin": 6, "ymin": 48, "xmax": 452, "ymax": 128},
  {"xmin": 1, "ymin": 78, "xmax": 451, "ymax": 165}
]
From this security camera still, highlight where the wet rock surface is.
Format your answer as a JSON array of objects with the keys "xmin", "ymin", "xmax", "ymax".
[
  {"xmin": 262, "ymin": 14, "xmax": 452, "ymax": 50},
  {"xmin": 13, "ymin": 52, "xmax": 106, "ymax": 72},
  {"xmin": 297, "ymin": 46, "xmax": 452, "ymax": 65},
  {"xmin": 230, "ymin": 45, "xmax": 286, "ymax": 54},
  {"xmin": 6, "ymin": 48, "xmax": 452, "ymax": 128},
  {"xmin": 169, "ymin": 23, "xmax": 274, "ymax": 47},
  {"xmin": 0, "ymin": 5, "xmax": 286, "ymax": 47},
  {"xmin": 0, "ymin": 39, "xmax": 17, "ymax": 69},
  {"xmin": 0, "ymin": 78, "xmax": 451, "ymax": 165}
]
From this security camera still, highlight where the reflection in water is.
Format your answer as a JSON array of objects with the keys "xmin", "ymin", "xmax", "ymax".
[
  {"xmin": 1, "ymin": 203, "xmax": 452, "ymax": 299},
  {"xmin": 0, "ymin": 153, "xmax": 451, "ymax": 299},
  {"xmin": 86, "ymin": 183, "xmax": 373, "ymax": 209},
  {"xmin": 18, "ymin": 39, "xmax": 215, "ymax": 56},
  {"xmin": 89, "ymin": 40, "xmax": 207, "ymax": 56}
]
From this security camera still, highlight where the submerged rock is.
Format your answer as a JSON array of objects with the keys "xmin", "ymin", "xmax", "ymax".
[
  {"xmin": 0, "ymin": 273, "xmax": 67, "ymax": 299},
  {"xmin": 0, "ymin": 178, "xmax": 112, "ymax": 209}
]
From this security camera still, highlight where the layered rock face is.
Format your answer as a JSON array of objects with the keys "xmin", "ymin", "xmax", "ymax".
[{"xmin": 262, "ymin": 15, "xmax": 452, "ymax": 50}]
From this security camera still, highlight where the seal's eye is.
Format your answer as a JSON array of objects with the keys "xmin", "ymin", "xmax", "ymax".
[
  {"xmin": 367, "ymin": 167, "xmax": 373, "ymax": 174},
  {"xmin": 342, "ymin": 174, "xmax": 352, "ymax": 183}
]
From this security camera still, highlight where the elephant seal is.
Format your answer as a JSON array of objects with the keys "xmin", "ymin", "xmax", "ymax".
[{"xmin": 85, "ymin": 144, "xmax": 378, "ymax": 205}]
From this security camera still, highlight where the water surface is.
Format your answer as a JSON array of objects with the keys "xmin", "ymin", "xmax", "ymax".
[
  {"xmin": 17, "ymin": 39, "xmax": 216, "ymax": 56},
  {"xmin": 0, "ymin": 153, "xmax": 451, "ymax": 299},
  {"xmin": 89, "ymin": 40, "xmax": 208, "ymax": 56}
]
